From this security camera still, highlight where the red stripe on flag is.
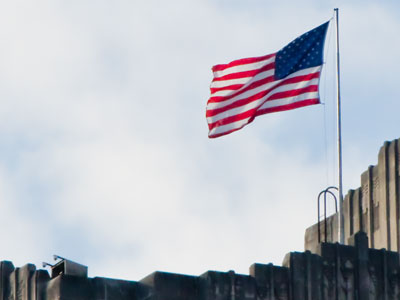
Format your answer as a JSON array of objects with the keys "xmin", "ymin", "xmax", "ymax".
[
  {"xmin": 207, "ymin": 72, "xmax": 321, "ymax": 116},
  {"xmin": 209, "ymin": 76, "xmax": 274, "ymax": 101},
  {"xmin": 208, "ymin": 76, "xmax": 275, "ymax": 104},
  {"xmin": 255, "ymin": 99, "xmax": 320, "ymax": 116},
  {"xmin": 212, "ymin": 63, "xmax": 275, "ymax": 82},
  {"xmin": 208, "ymin": 71, "xmax": 320, "ymax": 104},
  {"xmin": 208, "ymin": 99, "xmax": 320, "ymax": 138},
  {"xmin": 267, "ymin": 85, "xmax": 319, "ymax": 101},
  {"xmin": 212, "ymin": 53, "xmax": 275, "ymax": 72},
  {"xmin": 206, "ymin": 91, "xmax": 267, "ymax": 118},
  {"xmin": 208, "ymin": 108, "xmax": 258, "ymax": 131}
]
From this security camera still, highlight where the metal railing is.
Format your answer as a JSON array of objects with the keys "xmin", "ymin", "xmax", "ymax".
[{"xmin": 317, "ymin": 186, "xmax": 338, "ymax": 243}]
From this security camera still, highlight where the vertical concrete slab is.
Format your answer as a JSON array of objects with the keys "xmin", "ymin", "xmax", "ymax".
[
  {"xmin": 319, "ymin": 242, "xmax": 357, "ymax": 300},
  {"xmin": 388, "ymin": 140, "xmax": 399, "ymax": 252},
  {"xmin": 395, "ymin": 139, "xmax": 400, "ymax": 254},
  {"xmin": 372, "ymin": 164, "xmax": 383, "ymax": 249},
  {"xmin": 249, "ymin": 263, "xmax": 275, "ymax": 300},
  {"xmin": 361, "ymin": 168, "xmax": 373, "ymax": 247},
  {"xmin": 318, "ymin": 243, "xmax": 337, "ymax": 300},
  {"xmin": 385, "ymin": 249, "xmax": 400, "ymax": 299},
  {"xmin": 304, "ymin": 223, "xmax": 320, "ymax": 254},
  {"xmin": 353, "ymin": 232, "xmax": 370, "ymax": 300},
  {"xmin": 283, "ymin": 251, "xmax": 323, "ymax": 300},
  {"xmin": 349, "ymin": 190, "xmax": 354, "ymax": 236},
  {"xmin": 335, "ymin": 243, "xmax": 355, "ymax": 299},
  {"xmin": 199, "ymin": 271, "xmax": 232, "ymax": 300},
  {"xmin": 272, "ymin": 266, "xmax": 289, "ymax": 300},
  {"xmin": 286, "ymin": 252, "xmax": 306, "ymax": 300},
  {"xmin": 249, "ymin": 264, "xmax": 289, "ymax": 300},
  {"xmin": 361, "ymin": 170, "xmax": 372, "ymax": 247},
  {"xmin": 396, "ymin": 139, "xmax": 400, "ymax": 255},
  {"xmin": 368, "ymin": 249, "xmax": 385, "ymax": 300},
  {"xmin": 353, "ymin": 188, "xmax": 362, "ymax": 234},
  {"xmin": 344, "ymin": 190, "xmax": 353, "ymax": 243},
  {"xmin": 9, "ymin": 268, "xmax": 18, "ymax": 300},
  {"xmin": 327, "ymin": 214, "xmax": 338, "ymax": 244},
  {"xmin": 141, "ymin": 271, "xmax": 199, "ymax": 300},
  {"xmin": 35, "ymin": 270, "xmax": 50, "ymax": 300},
  {"xmin": 0, "ymin": 261, "xmax": 14, "ymax": 300},
  {"xmin": 232, "ymin": 273, "xmax": 257, "ymax": 300},
  {"xmin": 397, "ymin": 139, "xmax": 400, "ymax": 254},
  {"xmin": 381, "ymin": 249, "xmax": 389, "ymax": 300},
  {"xmin": 309, "ymin": 251, "xmax": 323, "ymax": 300},
  {"xmin": 19, "ymin": 264, "xmax": 36, "ymax": 300},
  {"xmin": 376, "ymin": 142, "xmax": 390, "ymax": 250}
]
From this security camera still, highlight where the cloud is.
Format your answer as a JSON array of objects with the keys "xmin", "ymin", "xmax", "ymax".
[{"xmin": 0, "ymin": 0, "xmax": 398, "ymax": 281}]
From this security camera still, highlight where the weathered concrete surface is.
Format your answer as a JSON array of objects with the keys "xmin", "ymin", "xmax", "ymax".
[
  {"xmin": 305, "ymin": 214, "xmax": 338, "ymax": 253},
  {"xmin": 305, "ymin": 138, "xmax": 400, "ymax": 254},
  {"xmin": 2, "ymin": 232, "xmax": 400, "ymax": 299}
]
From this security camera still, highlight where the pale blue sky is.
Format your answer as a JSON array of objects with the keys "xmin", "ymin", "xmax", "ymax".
[{"xmin": 0, "ymin": 1, "xmax": 399, "ymax": 280}]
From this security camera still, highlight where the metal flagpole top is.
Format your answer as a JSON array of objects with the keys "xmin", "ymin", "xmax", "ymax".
[{"xmin": 334, "ymin": 8, "xmax": 345, "ymax": 244}]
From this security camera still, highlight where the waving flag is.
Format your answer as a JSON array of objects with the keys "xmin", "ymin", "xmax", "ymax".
[{"xmin": 206, "ymin": 21, "xmax": 330, "ymax": 138}]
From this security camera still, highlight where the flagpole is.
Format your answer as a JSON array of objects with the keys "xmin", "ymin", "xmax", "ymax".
[{"xmin": 334, "ymin": 8, "xmax": 344, "ymax": 244}]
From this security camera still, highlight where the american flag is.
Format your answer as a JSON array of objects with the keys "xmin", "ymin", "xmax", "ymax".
[{"xmin": 206, "ymin": 21, "xmax": 330, "ymax": 138}]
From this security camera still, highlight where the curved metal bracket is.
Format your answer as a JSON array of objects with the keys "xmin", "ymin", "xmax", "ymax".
[{"xmin": 317, "ymin": 186, "xmax": 338, "ymax": 243}]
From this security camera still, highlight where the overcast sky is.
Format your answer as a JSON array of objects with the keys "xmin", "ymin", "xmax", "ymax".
[{"xmin": 1, "ymin": 0, "xmax": 399, "ymax": 281}]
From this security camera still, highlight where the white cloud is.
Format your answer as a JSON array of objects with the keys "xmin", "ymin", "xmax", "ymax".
[{"xmin": 0, "ymin": 0, "xmax": 398, "ymax": 281}]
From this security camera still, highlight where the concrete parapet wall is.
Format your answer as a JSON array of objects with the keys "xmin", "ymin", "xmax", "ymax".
[
  {"xmin": 2, "ymin": 232, "xmax": 400, "ymax": 299},
  {"xmin": 305, "ymin": 138, "xmax": 400, "ymax": 254}
]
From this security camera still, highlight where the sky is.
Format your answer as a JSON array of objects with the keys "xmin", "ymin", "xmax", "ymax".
[{"xmin": 0, "ymin": 0, "xmax": 400, "ymax": 281}]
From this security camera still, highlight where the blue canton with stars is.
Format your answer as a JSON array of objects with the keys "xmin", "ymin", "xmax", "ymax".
[{"xmin": 275, "ymin": 22, "xmax": 329, "ymax": 80}]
